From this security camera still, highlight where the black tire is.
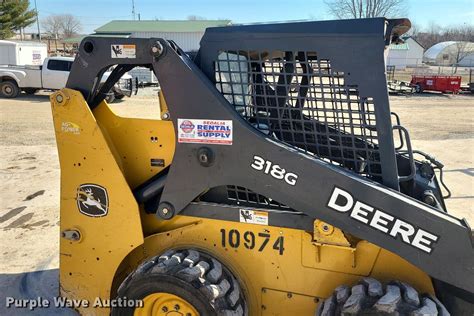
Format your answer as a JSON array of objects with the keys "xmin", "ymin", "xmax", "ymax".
[
  {"xmin": 115, "ymin": 94, "xmax": 125, "ymax": 100},
  {"xmin": 112, "ymin": 249, "xmax": 247, "ymax": 316},
  {"xmin": 23, "ymin": 88, "xmax": 38, "ymax": 95},
  {"xmin": 0, "ymin": 80, "xmax": 20, "ymax": 98},
  {"xmin": 415, "ymin": 84, "xmax": 423, "ymax": 93},
  {"xmin": 316, "ymin": 278, "xmax": 450, "ymax": 316}
]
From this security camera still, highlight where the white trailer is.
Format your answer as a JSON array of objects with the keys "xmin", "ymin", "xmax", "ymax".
[{"xmin": 0, "ymin": 40, "xmax": 48, "ymax": 66}]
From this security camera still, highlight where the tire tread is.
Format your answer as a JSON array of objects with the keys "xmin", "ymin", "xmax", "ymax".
[
  {"xmin": 316, "ymin": 278, "xmax": 450, "ymax": 316},
  {"xmin": 117, "ymin": 249, "xmax": 246, "ymax": 316}
]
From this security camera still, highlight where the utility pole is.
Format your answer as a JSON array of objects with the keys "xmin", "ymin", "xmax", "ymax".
[
  {"xmin": 132, "ymin": 0, "xmax": 136, "ymax": 20},
  {"xmin": 34, "ymin": 0, "xmax": 41, "ymax": 41}
]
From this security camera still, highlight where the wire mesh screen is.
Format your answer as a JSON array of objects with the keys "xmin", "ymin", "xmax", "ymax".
[
  {"xmin": 226, "ymin": 185, "xmax": 289, "ymax": 209},
  {"xmin": 215, "ymin": 50, "xmax": 382, "ymax": 179}
]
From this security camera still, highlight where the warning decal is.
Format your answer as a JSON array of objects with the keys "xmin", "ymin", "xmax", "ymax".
[
  {"xmin": 111, "ymin": 44, "xmax": 136, "ymax": 58},
  {"xmin": 239, "ymin": 209, "xmax": 268, "ymax": 225},
  {"xmin": 177, "ymin": 119, "xmax": 233, "ymax": 145}
]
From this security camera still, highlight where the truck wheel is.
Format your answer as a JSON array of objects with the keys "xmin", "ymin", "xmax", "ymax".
[
  {"xmin": 112, "ymin": 249, "xmax": 247, "ymax": 316},
  {"xmin": 115, "ymin": 94, "xmax": 125, "ymax": 100},
  {"xmin": 105, "ymin": 92, "xmax": 115, "ymax": 103},
  {"xmin": 23, "ymin": 88, "xmax": 38, "ymax": 95},
  {"xmin": 316, "ymin": 278, "xmax": 449, "ymax": 316},
  {"xmin": 0, "ymin": 80, "xmax": 20, "ymax": 98},
  {"xmin": 415, "ymin": 84, "xmax": 423, "ymax": 93}
]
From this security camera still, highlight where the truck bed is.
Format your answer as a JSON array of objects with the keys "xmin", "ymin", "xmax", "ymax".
[
  {"xmin": 0, "ymin": 64, "xmax": 41, "ymax": 70},
  {"xmin": 0, "ymin": 65, "xmax": 42, "ymax": 88}
]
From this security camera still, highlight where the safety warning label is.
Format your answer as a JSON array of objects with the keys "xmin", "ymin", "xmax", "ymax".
[
  {"xmin": 111, "ymin": 44, "xmax": 136, "ymax": 58},
  {"xmin": 177, "ymin": 119, "xmax": 233, "ymax": 145},
  {"xmin": 239, "ymin": 209, "xmax": 268, "ymax": 225}
]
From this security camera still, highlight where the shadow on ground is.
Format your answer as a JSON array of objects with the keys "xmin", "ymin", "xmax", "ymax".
[
  {"xmin": 0, "ymin": 269, "xmax": 76, "ymax": 315},
  {"xmin": 389, "ymin": 91, "xmax": 473, "ymax": 99},
  {"xmin": 14, "ymin": 93, "xmax": 52, "ymax": 103}
]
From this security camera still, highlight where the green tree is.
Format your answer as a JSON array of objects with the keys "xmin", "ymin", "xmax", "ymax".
[{"xmin": 0, "ymin": 0, "xmax": 37, "ymax": 39}]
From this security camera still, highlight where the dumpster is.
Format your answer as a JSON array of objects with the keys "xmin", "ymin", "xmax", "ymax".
[{"xmin": 411, "ymin": 75, "xmax": 462, "ymax": 93}]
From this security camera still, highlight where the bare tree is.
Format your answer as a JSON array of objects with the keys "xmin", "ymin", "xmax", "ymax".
[
  {"xmin": 60, "ymin": 14, "xmax": 81, "ymax": 38},
  {"xmin": 413, "ymin": 23, "xmax": 473, "ymax": 48},
  {"xmin": 325, "ymin": 0, "xmax": 406, "ymax": 19},
  {"xmin": 452, "ymin": 42, "xmax": 473, "ymax": 70},
  {"xmin": 410, "ymin": 23, "xmax": 474, "ymax": 71},
  {"xmin": 407, "ymin": 22, "xmax": 420, "ymax": 37},
  {"xmin": 42, "ymin": 14, "xmax": 81, "ymax": 39},
  {"xmin": 447, "ymin": 25, "xmax": 474, "ymax": 71},
  {"xmin": 187, "ymin": 15, "xmax": 206, "ymax": 21},
  {"xmin": 42, "ymin": 15, "xmax": 62, "ymax": 39}
]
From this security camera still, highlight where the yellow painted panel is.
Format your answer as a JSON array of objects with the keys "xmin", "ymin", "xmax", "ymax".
[
  {"xmin": 123, "ymin": 215, "xmax": 434, "ymax": 316},
  {"xmin": 51, "ymin": 89, "xmax": 144, "ymax": 316},
  {"xmin": 261, "ymin": 288, "xmax": 319, "ymax": 316},
  {"xmin": 371, "ymin": 248, "xmax": 434, "ymax": 294},
  {"xmin": 93, "ymin": 101, "xmax": 175, "ymax": 189},
  {"xmin": 302, "ymin": 232, "xmax": 380, "ymax": 275}
]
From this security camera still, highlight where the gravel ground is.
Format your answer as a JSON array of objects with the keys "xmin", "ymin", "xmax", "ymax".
[{"xmin": 0, "ymin": 89, "xmax": 472, "ymax": 315}]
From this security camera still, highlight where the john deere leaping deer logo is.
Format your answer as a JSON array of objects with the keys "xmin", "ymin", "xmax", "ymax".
[{"xmin": 76, "ymin": 184, "xmax": 109, "ymax": 217}]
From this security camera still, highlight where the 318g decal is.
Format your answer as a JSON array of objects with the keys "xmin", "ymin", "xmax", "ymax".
[{"xmin": 251, "ymin": 155, "xmax": 298, "ymax": 186}]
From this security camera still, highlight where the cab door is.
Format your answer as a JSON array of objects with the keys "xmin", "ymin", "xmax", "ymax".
[{"xmin": 42, "ymin": 59, "xmax": 72, "ymax": 90}]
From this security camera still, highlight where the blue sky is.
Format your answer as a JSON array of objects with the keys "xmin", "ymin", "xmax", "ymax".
[{"xmin": 29, "ymin": 0, "xmax": 473, "ymax": 34}]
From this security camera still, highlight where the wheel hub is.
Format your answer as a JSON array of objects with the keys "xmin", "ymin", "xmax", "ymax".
[{"xmin": 134, "ymin": 293, "xmax": 199, "ymax": 316}]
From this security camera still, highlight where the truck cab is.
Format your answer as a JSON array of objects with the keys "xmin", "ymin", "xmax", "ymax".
[{"xmin": 41, "ymin": 57, "xmax": 74, "ymax": 90}]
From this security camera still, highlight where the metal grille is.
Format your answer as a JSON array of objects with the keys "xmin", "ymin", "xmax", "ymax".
[
  {"xmin": 215, "ymin": 50, "xmax": 382, "ymax": 179},
  {"xmin": 226, "ymin": 185, "xmax": 288, "ymax": 209}
]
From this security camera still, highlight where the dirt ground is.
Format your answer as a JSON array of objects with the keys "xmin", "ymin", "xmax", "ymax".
[{"xmin": 0, "ymin": 90, "xmax": 473, "ymax": 315}]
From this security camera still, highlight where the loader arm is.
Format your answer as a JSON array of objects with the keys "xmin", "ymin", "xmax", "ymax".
[{"xmin": 66, "ymin": 18, "xmax": 474, "ymax": 296}]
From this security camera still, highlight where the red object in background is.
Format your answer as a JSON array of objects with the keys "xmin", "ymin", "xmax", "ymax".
[{"xmin": 410, "ymin": 75, "xmax": 462, "ymax": 94}]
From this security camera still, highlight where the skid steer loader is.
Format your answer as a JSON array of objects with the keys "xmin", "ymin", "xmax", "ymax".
[{"xmin": 51, "ymin": 17, "xmax": 473, "ymax": 315}]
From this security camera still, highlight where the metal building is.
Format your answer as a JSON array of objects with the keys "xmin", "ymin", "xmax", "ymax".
[
  {"xmin": 386, "ymin": 37, "xmax": 424, "ymax": 69},
  {"xmin": 94, "ymin": 20, "xmax": 231, "ymax": 52},
  {"xmin": 92, "ymin": 20, "xmax": 231, "ymax": 84},
  {"xmin": 424, "ymin": 41, "xmax": 474, "ymax": 67}
]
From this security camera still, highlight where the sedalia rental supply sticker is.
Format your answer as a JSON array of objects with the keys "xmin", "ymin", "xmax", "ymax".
[{"xmin": 178, "ymin": 119, "xmax": 233, "ymax": 145}]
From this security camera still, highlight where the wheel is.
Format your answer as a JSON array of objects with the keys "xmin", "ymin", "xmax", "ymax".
[
  {"xmin": 115, "ymin": 94, "xmax": 125, "ymax": 100},
  {"xmin": 105, "ymin": 92, "xmax": 116, "ymax": 103},
  {"xmin": 414, "ymin": 84, "xmax": 423, "ymax": 93},
  {"xmin": 316, "ymin": 278, "xmax": 449, "ymax": 316},
  {"xmin": 0, "ymin": 80, "xmax": 20, "ymax": 98},
  {"xmin": 23, "ymin": 88, "xmax": 38, "ymax": 95},
  {"xmin": 112, "ymin": 249, "xmax": 247, "ymax": 316}
]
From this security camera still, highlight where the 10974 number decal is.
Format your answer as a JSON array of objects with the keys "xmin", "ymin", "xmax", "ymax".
[
  {"xmin": 250, "ymin": 155, "xmax": 298, "ymax": 186},
  {"xmin": 220, "ymin": 229, "xmax": 285, "ymax": 255}
]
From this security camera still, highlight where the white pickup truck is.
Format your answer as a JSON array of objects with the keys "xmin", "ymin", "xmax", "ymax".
[{"xmin": 0, "ymin": 56, "xmax": 134, "ymax": 101}]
